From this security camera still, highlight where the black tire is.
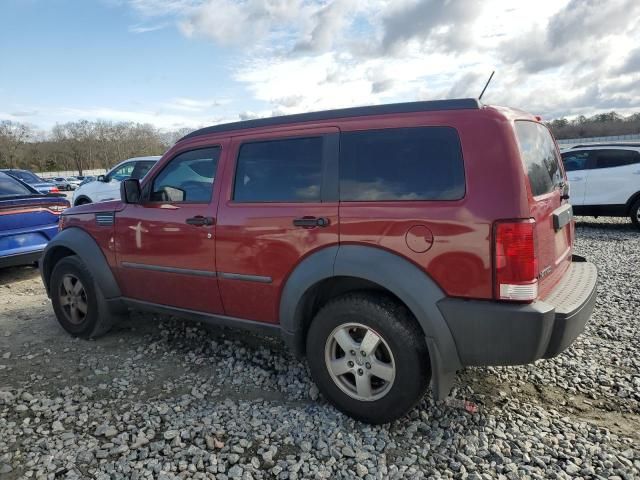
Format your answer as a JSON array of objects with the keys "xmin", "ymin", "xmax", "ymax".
[
  {"xmin": 75, "ymin": 198, "xmax": 91, "ymax": 206},
  {"xmin": 50, "ymin": 255, "xmax": 119, "ymax": 338},
  {"xmin": 306, "ymin": 293, "xmax": 430, "ymax": 424},
  {"xmin": 630, "ymin": 198, "xmax": 640, "ymax": 229}
]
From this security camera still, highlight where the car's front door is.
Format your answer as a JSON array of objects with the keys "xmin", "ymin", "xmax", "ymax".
[
  {"xmin": 115, "ymin": 144, "xmax": 226, "ymax": 314},
  {"xmin": 215, "ymin": 128, "xmax": 339, "ymax": 324},
  {"xmin": 560, "ymin": 150, "xmax": 591, "ymax": 206}
]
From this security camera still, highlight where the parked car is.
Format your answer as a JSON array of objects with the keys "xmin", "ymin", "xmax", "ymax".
[
  {"xmin": 66, "ymin": 177, "xmax": 83, "ymax": 189},
  {"xmin": 0, "ymin": 169, "xmax": 60, "ymax": 194},
  {"xmin": 40, "ymin": 99, "xmax": 598, "ymax": 423},
  {"xmin": 72, "ymin": 157, "xmax": 159, "ymax": 206},
  {"xmin": 561, "ymin": 143, "xmax": 640, "ymax": 228},
  {"xmin": 0, "ymin": 172, "xmax": 69, "ymax": 268},
  {"xmin": 52, "ymin": 177, "xmax": 74, "ymax": 191}
]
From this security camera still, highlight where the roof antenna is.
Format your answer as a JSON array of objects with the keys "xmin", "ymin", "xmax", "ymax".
[{"xmin": 478, "ymin": 71, "xmax": 495, "ymax": 101}]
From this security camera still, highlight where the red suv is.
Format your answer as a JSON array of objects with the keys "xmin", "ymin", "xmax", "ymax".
[{"xmin": 40, "ymin": 99, "xmax": 598, "ymax": 423}]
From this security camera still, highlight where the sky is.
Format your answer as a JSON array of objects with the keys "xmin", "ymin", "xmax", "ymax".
[{"xmin": 0, "ymin": 0, "xmax": 639, "ymax": 132}]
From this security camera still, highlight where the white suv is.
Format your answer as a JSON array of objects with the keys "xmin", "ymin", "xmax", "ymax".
[
  {"xmin": 72, "ymin": 156, "xmax": 160, "ymax": 206},
  {"xmin": 561, "ymin": 144, "xmax": 640, "ymax": 228}
]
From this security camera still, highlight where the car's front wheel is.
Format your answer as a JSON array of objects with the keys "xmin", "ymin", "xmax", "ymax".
[
  {"xmin": 50, "ymin": 255, "xmax": 118, "ymax": 338},
  {"xmin": 306, "ymin": 293, "xmax": 430, "ymax": 424}
]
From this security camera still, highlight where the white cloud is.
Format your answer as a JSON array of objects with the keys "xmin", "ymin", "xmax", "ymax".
[{"xmin": 128, "ymin": 23, "xmax": 168, "ymax": 33}]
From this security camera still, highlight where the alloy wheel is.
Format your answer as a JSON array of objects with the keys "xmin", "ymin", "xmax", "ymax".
[{"xmin": 58, "ymin": 274, "xmax": 88, "ymax": 325}]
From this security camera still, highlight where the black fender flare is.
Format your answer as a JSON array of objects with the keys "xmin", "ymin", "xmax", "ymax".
[
  {"xmin": 40, "ymin": 227, "xmax": 121, "ymax": 299},
  {"xmin": 279, "ymin": 244, "xmax": 462, "ymax": 399}
]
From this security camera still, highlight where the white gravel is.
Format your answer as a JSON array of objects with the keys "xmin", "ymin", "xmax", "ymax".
[{"xmin": 0, "ymin": 216, "xmax": 638, "ymax": 479}]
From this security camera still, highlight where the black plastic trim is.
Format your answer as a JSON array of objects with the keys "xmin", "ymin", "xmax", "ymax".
[
  {"xmin": 219, "ymin": 272, "xmax": 272, "ymax": 283},
  {"xmin": 40, "ymin": 227, "xmax": 121, "ymax": 299},
  {"xmin": 121, "ymin": 262, "xmax": 217, "ymax": 277},
  {"xmin": 122, "ymin": 298, "xmax": 281, "ymax": 336},
  {"xmin": 572, "ymin": 204, "xmax": 627, "ymax": 217},
  {"xmin": 180, "ymin": 99, "xmax": 480, "ymax": 141}
]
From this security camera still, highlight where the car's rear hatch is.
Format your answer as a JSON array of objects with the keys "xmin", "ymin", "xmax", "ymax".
[{"xmin": 514, "ymin": 121, "xmax": 573, "ymax": 298}]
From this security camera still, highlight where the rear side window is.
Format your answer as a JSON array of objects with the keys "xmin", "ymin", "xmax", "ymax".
[
  {"xmin": 515, "ymin": 121, "xmax": 563, "ymax": 197},
  {"xmin": 0, "ymin": 173, "xmax": 31, "ymax": 196},
  {"xmin": 561, "ymin": 150, "xmax": 590, "ymax": 171},
  {"xmin": 131, "ymin": 161, "xmax": 156, "ymax": 180},
  {"xmin": 593, "ymin": 149, "xmax": 640, "ymax": 169},
  {"xmin": 339, "ymin": 127, "xmax": 465, "ymax": 201},
  {"xmin": 234, "ymin": 137, "xmax": 323, "ymax": 202}
]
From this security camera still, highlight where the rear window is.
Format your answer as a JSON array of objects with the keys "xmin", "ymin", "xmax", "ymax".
[
  {"xmin": 515, "ymin": 121, "xmax": 563, "ymax": 197},
  {"xmin": 0, "ymin": 173, "xmax": 32, "ymax": 196},
  {"xmin": 339, "ymin": 127, "xmax": 465, "ymax": 201},
  {"xmin": 593, "ymin": 149, "xmax": 640, "ymax": 169}
]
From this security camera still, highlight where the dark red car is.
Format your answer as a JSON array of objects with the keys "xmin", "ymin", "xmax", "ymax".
[{"xmin": 40, "ymin": 99, "xmax": 598, "ymax": 423}]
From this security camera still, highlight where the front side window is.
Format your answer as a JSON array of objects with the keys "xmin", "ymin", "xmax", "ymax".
[
  {"xmin": 108, "ymin": 163, "xmax": 135, "ymax": 182},
  {"xmin": 593, "ymin": 149, "xmax": 640, "ymax": 169},
  {"xmin": 561, "ymin": 150, "xmax": 590, "ymax": 171},
  {"xmin": 339, "ymin": 127, "xmax": 465, "ymax": 201},
  {"xmin": 151, "ymin": 147, "xmax": 219, "ymax": 203},
  {"xmin": 233, "ymin": 137, "xmax": 323, "ymax": 202},
  {"xmin": 515, "ymin": 121, "xmax": 563, "ymax": 197}
]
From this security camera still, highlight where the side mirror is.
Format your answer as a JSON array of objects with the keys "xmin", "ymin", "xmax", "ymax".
[
  {"xmin": 97, "ymin": 174, "xmax": 107, "ymax": 182},
  {"xmin": 121, "ymin": 179, "xmax": 142, "ymax": 204}
]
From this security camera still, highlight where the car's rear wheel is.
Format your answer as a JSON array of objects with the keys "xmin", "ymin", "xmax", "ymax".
[
  {"xmin": 75, "ymin": 198, "xmax": 91, "ymax": 206},
  {"xmin": 50, "ymin": 255, "xmax": 118, "ymax": 338},
  {"xmin": 306, "ymin": 293, "xmax": 430, "ymax": 424},
  {"xmin": 630, "ymin": 198, "xmax": 640, "ymax": 229}
]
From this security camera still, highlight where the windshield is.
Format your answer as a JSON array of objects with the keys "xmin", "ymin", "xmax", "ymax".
[{"xmin": 0, "ymin": 172, "xmax": 32, "ymax": 196}]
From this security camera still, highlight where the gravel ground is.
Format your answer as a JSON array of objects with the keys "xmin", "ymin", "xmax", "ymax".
[{"xmin": 0, "ymin": 216, "xmax": 638, "ymax": 479}]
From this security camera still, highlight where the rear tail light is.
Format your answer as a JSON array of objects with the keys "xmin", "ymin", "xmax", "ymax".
[
  {"xmin": 50, "ymin": 186, "xmax": 60, "ymax": 193},
  {"xmin": 494, "ymin": 219, "xmax": 538, "ymax": 301},
  {"xmin": 47, "ymin": 204, "xmax": 66, "ymax": 214}
]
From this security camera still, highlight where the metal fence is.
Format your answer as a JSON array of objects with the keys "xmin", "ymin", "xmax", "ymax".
[
  {"xmin": 557, "ymin": 133, "xmax": 640, "ymax": 148},
  {"xmin": 37, "ymin": 169, "xmax": 107, "ymax": 179}
]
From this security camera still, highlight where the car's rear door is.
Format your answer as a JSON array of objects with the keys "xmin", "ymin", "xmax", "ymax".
[
  {"xmin": 215, "ymin": 127, "xmax": 339, "ymax": 324},
  {"xmin": 583, "ymin": 149, "xmax": 640, "ymax": 205},
  {"xmin": 515, "ymin": 121, "xmax": 572, "ymax": 298},
  {"xmin": 115, "ymin": 144, "xmax": 226, "ymax": 314}
]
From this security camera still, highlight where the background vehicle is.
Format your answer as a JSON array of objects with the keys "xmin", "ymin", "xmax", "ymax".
[
  {"xmin": 41, "ymin": 99, "xmax": 597, "ymax": 423},
  {"xmin": 66, "ymin": 177, "xmax": 83, "ymax": 189},
  {"xmin": 52, "ymin": 177, "xmax": 74, "ymax": 191},
  {"xmin": 1, "ymin": 169, "xmax": 60, "ymax": 194},
  {"xmin": 72, "ymin": 157, "xmax": 159, "ymax": 206},
  {"xmin": 0, "ymin": 172, "xmax": 69, "ymax": 268},
  {"xmin": 561, "ymin": 143, "xmax": 640, "ymax": 228}
]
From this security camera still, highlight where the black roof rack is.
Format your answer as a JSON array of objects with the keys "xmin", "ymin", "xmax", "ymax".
[
  {"xmin": 181, "ymin": 98, "xmax": 481, "ymax": 141},
  {"xmin": 571, "ymin": 142, "xmax": 640, "ymax": 149}
]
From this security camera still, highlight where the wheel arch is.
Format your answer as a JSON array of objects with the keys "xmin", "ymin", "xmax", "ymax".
[
  {"xmin": 73, "ymin": 195, "xmax": 92, "ymax": 206},
  {"xmin": 625, "ymin": 190, "xmax": 640, "ymax": 213},
  {"xmin": 279, "ymin": 244, "xmax": 462, "ymax": 399},
  {"xmin": 40, "ymin": 227, "xmax": 121, "ymax": 300}
]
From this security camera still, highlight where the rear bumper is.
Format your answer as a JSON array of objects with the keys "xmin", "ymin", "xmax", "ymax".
[
  {"xmin": 0, "ymin": 250, "xmax": 43, "ymax": 268},
  {"xmin": 438, "ymin": 256, "xmax": 598, "ymax": 366}
]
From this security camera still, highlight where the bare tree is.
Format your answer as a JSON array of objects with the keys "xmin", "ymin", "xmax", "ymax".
[{"xmin": 0, "ymin": 121, "xmax": 33, "ymax": 169}]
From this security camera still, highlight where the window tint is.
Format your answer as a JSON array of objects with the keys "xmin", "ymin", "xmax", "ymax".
[
  {"xmin": 593, "ymin": 149, "xmax": 640, "ymax": 169},
  {"xmin": 151, "ymin": 147, "xmax": 219, "ymax": 203},
  {"xmin": 514, "ymin": 121, "xmax": 563, "ymax": 196},
  {"xmin": 131, "ymin": 160, "xmax": 156, "ymax": 180},
  {"xmin": 561, "ymin": 150, "xmax": 590, "ymax": 171},
  {"xmin": 108, "ymin": 163, "xmax": 135, "ymax": 182},
  {"xmin": 234, "ymin": 137, "xmax": 323, "ymax": 202},
  {"xmin": 0, "ymin": 173, "xmax": 32, "ymax": 196},
  {"xmin": 339, "ymin": 127, "xmax": 464, "ymax": 201},
  {"xmin": 10, "ymin": 170, "xmax": 41, "ymax": 184}
]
